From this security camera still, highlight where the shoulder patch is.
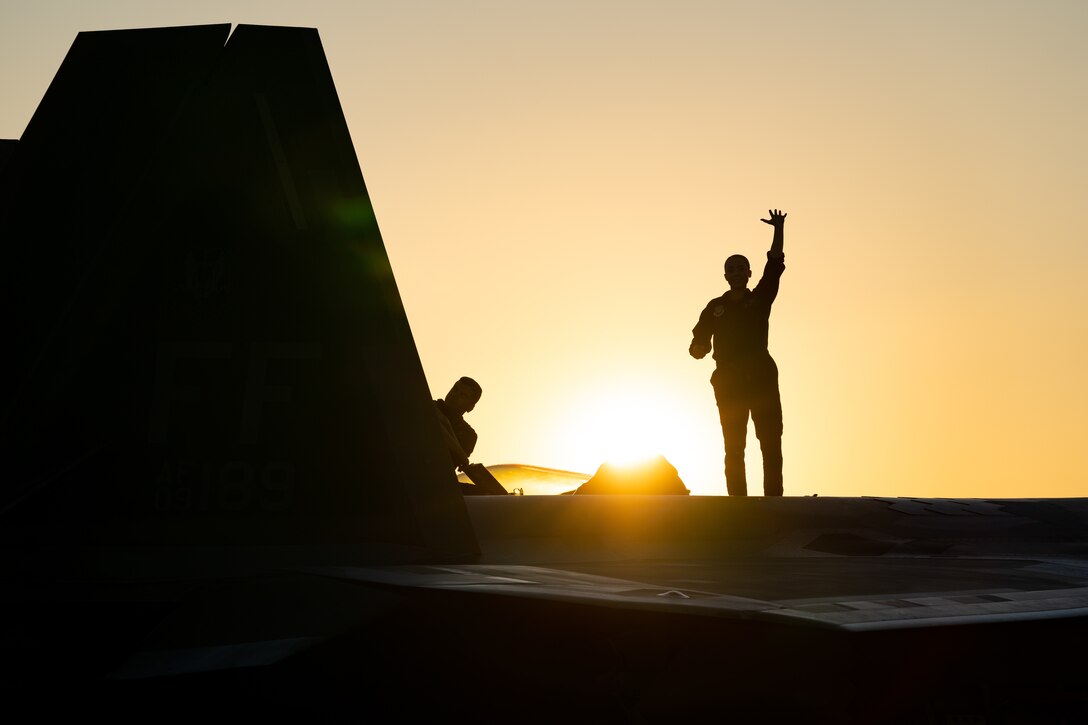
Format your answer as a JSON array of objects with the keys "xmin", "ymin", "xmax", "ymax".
[{"xmin": 712, "ymin": 305, "xmax": 725, "ymax": 317}]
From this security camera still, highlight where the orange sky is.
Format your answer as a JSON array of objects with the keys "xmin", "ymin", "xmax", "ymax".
[{"xmin": 3, "ymin": 1, "xmax": 1086, "ymax": 496}]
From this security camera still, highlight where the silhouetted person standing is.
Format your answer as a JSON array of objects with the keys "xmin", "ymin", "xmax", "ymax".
[
  {"xmin": 689, "ymin": 209, "xmax": 786, "ymax": 496},
  {"xmin": 434, "ymin": 377, "xmax": 482, "ymax": 473}
]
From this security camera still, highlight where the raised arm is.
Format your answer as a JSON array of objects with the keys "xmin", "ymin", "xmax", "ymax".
[{"xmin": 761, "ymin": 208, "xmax": 786, "ymax": 259}]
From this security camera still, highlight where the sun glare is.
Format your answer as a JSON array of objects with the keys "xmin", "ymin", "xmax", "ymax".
[
  {"xmin": 570, "ymin": 393, "xmax": 661, "ymax": 467},
  {"xmin": 552, "ymin": 379, "xmax": 706, "ymax": 480}
]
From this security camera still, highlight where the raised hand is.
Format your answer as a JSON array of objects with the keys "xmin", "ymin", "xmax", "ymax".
[{"xmin": 760, "ymin": 209, "xmax": 787, "ymax": 226}]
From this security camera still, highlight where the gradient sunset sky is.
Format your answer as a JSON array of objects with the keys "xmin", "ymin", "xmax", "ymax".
[{"xmin": 3, "ymin": 1, "xmax": 1085, "ymax": 497}]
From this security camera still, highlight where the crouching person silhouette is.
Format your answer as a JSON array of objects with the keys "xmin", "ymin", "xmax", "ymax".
[{"xmin": 434, "ymin": 376, "xmax": 482, "ymax": 474}]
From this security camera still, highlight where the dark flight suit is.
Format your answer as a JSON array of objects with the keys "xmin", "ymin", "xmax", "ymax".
[
  {"xmin": 435, "ymin": 398, "xmax": 477, "ymax": 471},
  {"xmin": 691, "ymin": 252, "xmax": 785, "ymax": 496}
]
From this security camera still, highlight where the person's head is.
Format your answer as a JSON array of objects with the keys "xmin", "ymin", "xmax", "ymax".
[
  {"xmin": 723, "ymin": 254, "xmax": 752, "ymax": 290},
  {"xmin": 445, "ymin": 376, "xmax": 482, "ymax": 415}
]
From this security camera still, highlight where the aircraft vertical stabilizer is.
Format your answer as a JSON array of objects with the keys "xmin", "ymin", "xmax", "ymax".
[{"xmin": 0, "ymin": 25, "xmax": 477, "ymax": 564}]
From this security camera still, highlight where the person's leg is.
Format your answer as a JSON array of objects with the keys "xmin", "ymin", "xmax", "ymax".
[
  {"xmin": 713, "ymin": 381, "xmax": 749, "ymax": 496},
  {"xmin": 751, "ymin": 382, "xmax": 784, "ymax": 496}
]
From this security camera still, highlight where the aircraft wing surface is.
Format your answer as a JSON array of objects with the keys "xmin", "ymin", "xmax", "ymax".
[{"xmin": 306, "ymin": 494, "xmax": 1088, "ymax": 631}]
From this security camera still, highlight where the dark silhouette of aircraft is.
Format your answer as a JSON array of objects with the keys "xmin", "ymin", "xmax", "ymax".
[{"xmin": 2, "ymin": 24, "xmax": 1087, "ymax": 723}]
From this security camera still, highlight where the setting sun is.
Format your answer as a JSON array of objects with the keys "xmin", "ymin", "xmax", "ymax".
[
  {"xmin": 561, "ymin": 382, "xmax": 667, "ymax": 466},
  {"xmin": 535, "ymin": 376, "xmax": 726, "ymax": 494}
]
